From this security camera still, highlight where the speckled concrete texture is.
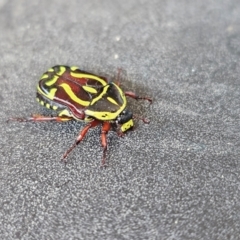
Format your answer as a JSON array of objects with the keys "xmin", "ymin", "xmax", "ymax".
[{"xmin": 1, "ymin": 0, "xmax": 240, "ymax": 239}]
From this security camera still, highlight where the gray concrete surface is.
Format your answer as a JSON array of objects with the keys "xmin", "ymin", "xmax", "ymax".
[{"xmin": 1, "ymin": 0, "xmax": 240, "ymax": 239}]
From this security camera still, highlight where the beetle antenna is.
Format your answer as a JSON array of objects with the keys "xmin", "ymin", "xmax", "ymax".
[
  {"xmin": 116, "ymin": 68, "xmax": 122, "ymax": 86},
  {"xmin": 133, "ymin": 114, "xmax": 150, "ymax": 124}
]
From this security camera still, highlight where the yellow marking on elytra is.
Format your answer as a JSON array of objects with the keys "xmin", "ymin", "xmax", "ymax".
[
  {"xmin": 82, "ymin": 85, "xmax": 98, "ymax": 94},
  {"xmin": 47, "ymin": 68, "xmax": 54, "ymax": 72},
  {"xmin": 41, "ymin": 73, "xmax": 49, "ymax": 79},
  {"xmin": 58, "ymin": 109, "xmax": 72, "ymax": 117},
  {"xmin": 37, "ymin": 86, "xmax": 44, "ymax": 96},
  {"xmin": 70, "ymin": 72, "xmax": 107, "ymax": 86},
  {"xmin": 48, "ymin": 88, "xmax": 57, "ymax": 100},
  {"xmin": 44, "ymin": 66, "xmax": 66, "ymax": 86},
  {"xmin": 37, "ymin": 86, "xmax": 46, "ymax": 98},
  {"xmin": 70, "ymin": 66, "xmax": 79, "ymax": 71},
  {"xmin": 107, "ymin": 97, "xmax": 119, "ymax": 106},
  {"xmin": 52, "ymin": 105, "xmax": 58, "ymax": 110},
  {"xmin": 59, "ymin": 83, "xmax": 90, "ymax": 106},
  {"xmin": 90, "ymin": 85, "xmax": 110, "ymax": 105},
  {"xmin": 40, "ymin": 101, "xmax": 44, "ymax": 106},
  {"xmin": 44, "ymin": 75, "xmax": 59, "ymax": 86},
  {"xmin": 46, "ymin": 103, "xmax": 50, "ymax": 109},
  {"xmin": 36, "ymin": 98, "xmax": 40, "ymax": 102},
  {"xmin": 37, "ymin": 86, "xmax": 57, "ymax": 100},
  {"xmin": 59, "ymin": 66, "xmax": 67, "ymax": 73}
]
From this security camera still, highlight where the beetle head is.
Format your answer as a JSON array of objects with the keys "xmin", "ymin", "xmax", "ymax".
[{"xmin": 116, "ymin": 109, "xmax": 134, "ymax": 132}]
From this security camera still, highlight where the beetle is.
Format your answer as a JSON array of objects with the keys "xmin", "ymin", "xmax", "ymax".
[{"xmin": 9, "ymin": 65, "xmax": 152, "ymax": 166}]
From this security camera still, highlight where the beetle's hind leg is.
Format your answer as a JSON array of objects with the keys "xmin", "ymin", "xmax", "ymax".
[
  {"xmin": 100, "ymin": 122, "xmax": 111, "ymax": 167},
  {"xmin": 61, "ymin": 119, "xmax": 101, "ymax": 164},
  {"xmin": 7, "ymin": 108, "xmax": 81, "ymax": 123},
  {"xmin": 7, "ymin": 114, "xmax": 73, "ymax": 123}
]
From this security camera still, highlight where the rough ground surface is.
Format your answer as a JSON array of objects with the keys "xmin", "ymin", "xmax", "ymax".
[{"xmin": 0, "ymin": 0, "xmax": 240, "ymax": 239}]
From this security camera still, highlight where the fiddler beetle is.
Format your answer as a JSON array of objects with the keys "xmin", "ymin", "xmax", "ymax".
[{"xmin": 9, "ymin": 66, "xmax": 152, "ymax": 166}]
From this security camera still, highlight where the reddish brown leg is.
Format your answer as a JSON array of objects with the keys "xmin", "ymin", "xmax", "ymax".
[
  {"xmin": 100, "ymin": 122, "xmax": 111, "ymax": 167},
  {"xmin": 61, "ymin": 119, "xmax": 101, "ymax": 164},
  {"xmin": 124, "ymin": 91, "xmax": 152, "ymax": 103},
  {"xmin": 116, "ymin": 68, "xmax": 122, "ymax": 86},
  {"xmin": 7, "ymin": 114, "xmax": 73, "ymax": 122},
  {"xmin": 125, "ymin": 91, "xmax": 152, "ymax": 124},
  {"xmin": 133, "ymin": 115, "xmax": 150, "ymax": 124}
]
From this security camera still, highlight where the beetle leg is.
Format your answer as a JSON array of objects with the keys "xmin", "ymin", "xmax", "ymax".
[
  {"xmin": 124, "ymin": 91, "xmax": 152, "ymax": 103},
  {"xmin": 117, "ymin": 131, "xmax": 124, "ymax": 137},
  {"xmin": 133, "ymin": 114, "xmax": 150, "ymax": 124},
  {"xmin": 61, "ymin": 119, "xmax": 101, "ymax": 164},
  {"xmin": 7, "ymin": 114, "xmax": 73, "ymax": 122},
  {"xmin": 100, "ymin": 122, "xmax": 111, "ymax": 167},
  {"xmin": 116, "ymin": 68, "xmax": 122, "ymax": 86}
]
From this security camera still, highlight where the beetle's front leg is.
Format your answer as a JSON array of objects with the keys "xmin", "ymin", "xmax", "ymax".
[
  {"xmin": 100, "ymin": 122, "xmax": 111, "ymax": 167},
  {"xmin": 125, "ymin": 91, "xmax": 152, "ymax": 103}
]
